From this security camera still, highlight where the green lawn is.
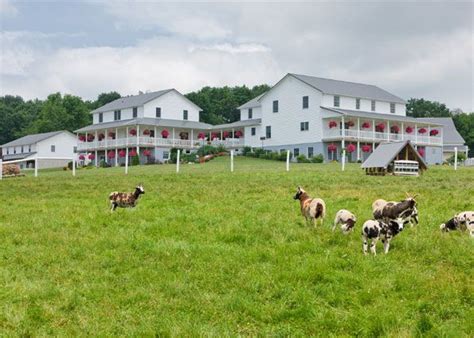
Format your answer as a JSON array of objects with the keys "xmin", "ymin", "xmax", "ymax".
[{"xmin": 1, "ymin": 157, "xmax": 473, "ymax": 336}]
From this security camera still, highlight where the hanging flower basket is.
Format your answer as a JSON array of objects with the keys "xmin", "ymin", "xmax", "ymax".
[
  {"xmin": 119, "ymin": 150, "xmax": 126, "ymax": 158},
  {"xmin": 161, "ymin": 129, "xmax": 169, "ymax": 138},
  {"xmin": 418, "ymin": 148, "xmax": 425, "ymax": 156},
  {"xmin": 418, "ymin": 128, "xmax": 427, "ymax": 134},
  {"xmin": 329, "ymin": 121, "xmax": 338, "ymax": 128},
  {"xmin": 78, "ymin": 135, "xmax": 86, "ymax": 142},
  {"xmin": 143, "ymin": 149, "xmax": 151, "ymax": 157},
  {"xmin": 88, "ymin": 154, "xmax": 95, "ymax": 160},
  {"xmin": 78, "ymin": 154, "xmax": 85, "ymax": 160},
  {"xmin": 362, "ymin": 145, "xmax": 372, "ymax": 153},
  {"xmin": 108, "ymin": 132, "xmax": 116, "ymax": 139},
  {"xmin": 198, "ymin": 132, "xmax": 206, "ymax": 140},
  {"xmin": 375, "ymin": 123, "xmax": 385, "ymax": 132},
  {"xmin": 346, "ymin": 144, "xmax": 356, "ymax": 153},
  {"xmin": 235, "ymin": 130, "xmax": 243, "ymax": 138},
  {"xmin": 179, "ymin": 132, "xmax": 188, "ymax": 140},
  {"xmin": 129, "ymin": 149, "xmax": 137, "ymax": 157},
  {"xmin": 328, "ymin": 144, "xmax": 337, "ymax": 152},
  {"xmin": 223, "ymin": 131, "xmax": 229, "ymax": 139},
  {"xmin": 98, "ymin": 133, "xmax": 105, "ymax": 141},
  {"xmin": 405, "ymin": 126, "xmax": 413, "ymax": 134},
  {"xmin": 390, "ymin": 125, "xmax": 400, "ymax": 134},
  {"xmin": 129, "ymin": 129, "xmax": 137, "ymax": 136},
  {"xmin": 107, "ymin": 150, "xmax": 115, "ymax": 159},
  {"xmin": 211, "ymin": 132, "xmax": 219, "ymax": 140},
  {"xmin": 87, "ymin": 134, "xmax": 95, "ymax": 142},
  {"xmin": 143, "ymin": 129, "xmax": 150, "ymax": 136},
  {"xmin": 430, "ymin": 129, "xmax": 439, "ymax": 136},
  {"xmin": 361, "ymin": 122, "xmax": 371, "ymax": 129},
  {"xmin": 345, "ymin": 121, "xmax": 355, "ymax": 128}
]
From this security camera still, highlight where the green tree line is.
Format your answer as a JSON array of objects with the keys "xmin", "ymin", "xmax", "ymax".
[{"xmin": 1, "ymin": 89, "xmax": 472, "ymax": 156}]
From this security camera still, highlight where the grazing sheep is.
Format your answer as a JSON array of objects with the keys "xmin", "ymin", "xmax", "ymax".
[
  {"xmin": 333, "ymin": 209, "xmax": 357, "ymax": 233},
  {"xmin": 372, "ymin": 194, "xmax": 417, "ymax": 222},
  {"xmin": 441, "ymin": 211, "xmax": 474, "ymax": 237},
  {"xmin": 293, "ymin": 186, "xmax": 326, "ymax": 227},
  {"xmin": 361, "ymin": 218, "xmax": 405, "ymax": 255},
  {"xmin": 109, "ymin": 184, "xmax": 145, "ymax": 212}
]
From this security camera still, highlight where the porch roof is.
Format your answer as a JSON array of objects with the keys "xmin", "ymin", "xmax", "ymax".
[
  {"xmin": 208, "ymin": 118, "xmax": 262, "ymax": 130},
  {"xmin": 75, "ymin": 118, "xmax": 213, "ymax": 133},
  {"xmin": 361, "ymin": 141, "xmax": 427, "ymax": 169},
  {"xmin": 2, "ymin": 152, "xmax": 37, "ymax": 161},
  {"xmin": 321, "ymin": 107, "xmax": 443, "ymax": 126}
]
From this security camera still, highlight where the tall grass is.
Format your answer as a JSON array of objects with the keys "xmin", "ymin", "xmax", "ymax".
[{"xmin": 0, "ymin": 158, "xmax": 473, "ymax": 336}]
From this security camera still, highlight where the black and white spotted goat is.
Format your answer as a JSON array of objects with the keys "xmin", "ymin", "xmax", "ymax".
[
  {"xmin": 333, "ymin": 209, "xmax": 357, "ymax": 234},
  {"xmin": 109, "ymin": 184, "xmax": 145, "ymax": 212},
  {"xmin": 440, "ymin": 211, "xmax": 474, "ymax": 237},
  {"xmin": 372, "ymin": 194, "xmax": 418, "ymax": 226},
  {"xmin": 361, "ymin": 217, "xmax": 405, "ymax": 255}
]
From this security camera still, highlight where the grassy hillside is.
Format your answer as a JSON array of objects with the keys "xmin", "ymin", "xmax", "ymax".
[{"xmin": 0, "ymin": 158, "xmax": 473, "ymax": 336}]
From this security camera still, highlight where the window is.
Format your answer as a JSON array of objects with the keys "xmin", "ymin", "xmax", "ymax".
[
  {"xmin": 371, "ymin": 100, "xmax": 376, "ymax": 111},
  {"xmin": 156, "ymin": 107, "xmax": 161, "ymax": 118},
  {"xmin": 266, "ymin": 126, "xmax": 271, "ymax": 139},
  {"xmin": 150, "ymin": 130, "xmax": 155, "ymax": 137},
  {"xmin": 28, "ymin": 145, "xmax": 31, "ymax": 152},
  {"xmin": 51, "ymin": 145, "xmax": 56, "ymax": 152},
  {"xmin": 356, "ymin": 98, "xmax": 360, "ymax": 110},
  {"xmin": 308, "ymin": 147, "xmax": 314, "ymax": 158},
  {"xmin": 73, "ymin": 146, "xmax": 77, "ymax": 153},
  {"xmin": 183, "ymin": 110, "xmax": 188, "ymax": 120},
  {"xmin": 334, "ymin": 96, "xmax": 340, "ymax": 107},
  {"xmin": 390, "ymin": 103, "xmax": 395, "ymax": 114},
  {"xmin": 300, "ymin": 121, "xmax": 309, "ymax": 131},
  {"xmin": 99, "ymin": 113, "xmax": 103, "ymax": 123},
  {"xmin": 114, "ymin": 110, "xmax": 121, "ymax": 121},
  {"xmin": 21, "ymin": 146, "xmax": 24, "ymax": 153},
  {"xmin": 248, "ymin": 108, "xmax": 253, "ymax": 119},
  {"xmin": 302, "ymin": 96, "xmax": 309, "ymax": 109},
  {"xmin": 251, "ymin": 127, "xmax": 256, "ymax": 136},
  {"xmin": 133, "ymin": 107, "xmax": 138, "ymax": 118},
  {"xmin": 294, "ymin": 148, "xmax": 300, "ymax": 157},
  {"xmin": 13, "ymin": 148, "xmax": 16, "ymax": 154},
  {"xmin": 6, "ymin": 149, "xmax": 9, "ymax": 154},
  {"xmin": 163, "ymin": 151, "xmax": 170, "ymax": 160},
  {"xmin": 273, "ymin": 100, "xmax": 279, "ymax": 113}
]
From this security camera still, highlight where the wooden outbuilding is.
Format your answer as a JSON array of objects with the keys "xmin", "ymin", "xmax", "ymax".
[{"xmin": 361, "ymin": 141, "xmax": 427, "ymax": 176}]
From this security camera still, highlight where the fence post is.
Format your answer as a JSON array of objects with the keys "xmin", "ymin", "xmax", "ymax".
[
  {"xmin": 454, "ymin": 147, "xmax": 458, "ymax": 171},
  {"xmin": 125, "ymin": 148, "xmax": 129, "ymax": 174},
  {"xmin": 72, "ymin": 156, "xmax": 76, "ymax": 177},
  {"xmin": 176, "ymin": 149, "xmax": 180, "ymax": 173},
  {"xmin": 286, "ymin": 150, "xmax": 290, "ymax": 172},
  {"xmin": 230, "ymin": 150, "xmax": 234, "ymax": 172},
  {"xmin": 342, "ymin": 149, "xmax": 346, "ymax": 171},
  {"xmin": 35, "ymin": 156, "xmax": 38, "ymax": 177},
  {"xmin": 0, "ymin": 159, "xmax": 2, "ymax": 180}
]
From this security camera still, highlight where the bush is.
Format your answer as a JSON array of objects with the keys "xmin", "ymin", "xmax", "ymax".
[
  {"xmin": 197, "ymin": 145, "xmax": 218, "ymax": 157},
  {"xmin": 99, "ymin": 160, "xmax": 110, "ymax": 168},
  {"xmin": 216, "ymin": 144, "xmax": 227, "ymax": 154},
  {"xmin": 242, "ymin": 146, "xmax": 252, "ymax": 156},
  {"xmin": 311, "ymin": 154, "xmax": 324, "ymax": 163},
  {"xmin": 447, "ymin": 153, "xmax": 467, "ymax": 165},
  {"xmin": 131, "ymin": 155, "xmax": 140, "ymax": 166},
  {"xmin": 181, "ymin": 153, "xmax": 198, "ymax": 163},
  {"xmin": 296, "ymin": 154, "xmax": 311, "ymax": 163}
]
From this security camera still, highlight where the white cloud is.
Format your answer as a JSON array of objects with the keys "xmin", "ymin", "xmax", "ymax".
[{"xmin": 0, "ymin": 0, "xmax": 17, "ymax": 16}]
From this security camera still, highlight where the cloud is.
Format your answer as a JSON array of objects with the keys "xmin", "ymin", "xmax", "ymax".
[{"xmin": 0, "ymin": 0, "xmax": 17, "ymax": 16}]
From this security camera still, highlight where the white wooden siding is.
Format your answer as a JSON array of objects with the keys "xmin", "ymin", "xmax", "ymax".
[
  {"xmin": 143, "ymin": 90, "xmax": 200, "ymax": 121},
  {"xmin": 321, "ymin": 94, "xmax": 406, "ymax": 116}
]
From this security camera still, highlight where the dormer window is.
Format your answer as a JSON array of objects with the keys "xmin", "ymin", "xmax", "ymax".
[
  {"xmin": 390, "ymin": 103, "xmax": 395, "ymax": 114},
  {"xmin": 99, "ymin": 113, "xmax": 103, "ymax": 123},
  {"xmin": 356, "ymin": 98, "xmax": 360, "ymax": 110},
  {"xmin": 371, "ymin": 100, "xmax": 376, "ymax": 111},
  {"xmin": 114, "ymin": 110, "xmax": 121, "ymax": 121},
  {"xmin": 133, "ymin": 107, "xmax": 138, "ymax": 118},
  {"xmin": 248, "ymin": 108, "xmax": 253, "ymax": 119},
  {"xmin": 334, "ymin": 96, "xmax": 340, "ymax": 107},
  {"xmin": 156, "ymin": 107, "xmax": 161, "ymax": 118},
  {"xmin": 183, "ymin": 110, "xmax": 188, "ymax": 120}
]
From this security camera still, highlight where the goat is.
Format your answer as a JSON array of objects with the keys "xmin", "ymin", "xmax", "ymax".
[
  {"xmin": 362, "ymin": 218, "xmax": 405, "ymax": 255},
  {"xmin": 333, "ymin": 209, "xmax": 357, "ymax": 233},
  {"xmin": 109, "ymin": 184, "xmax": 145, "ymax": 212},
  {"xmin": 373, "ymin": 194, "xmax": 417, "ymax": 222},
  {"xmin": 441, "ymin": 211, "xmax": 474, "ymax": 237},
  {"xmin": 293, "ymin": 187, "xmax": 326, "ymax": 227}
]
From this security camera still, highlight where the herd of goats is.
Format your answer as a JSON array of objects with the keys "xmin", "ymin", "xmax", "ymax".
[{"xmin": 108, "ymin": 184, "xmax": 473, "ymax": 255}]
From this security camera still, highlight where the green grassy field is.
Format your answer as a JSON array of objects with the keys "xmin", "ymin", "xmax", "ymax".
[{"xmin": 1, "ymin": 157, "xmax": 473, "ymax": 336}]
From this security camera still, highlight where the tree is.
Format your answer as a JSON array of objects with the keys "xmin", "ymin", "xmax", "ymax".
[
  {"xmin": 93, "ymin": 91, "xmax": 121, "ymax": 110},
  {"xmin": 452, "ymin": 112, "xmax": 474, "ymax": 157},
  {"xmin": 406, "ymin": 98, "xmax": 451, "ymax": 118}
]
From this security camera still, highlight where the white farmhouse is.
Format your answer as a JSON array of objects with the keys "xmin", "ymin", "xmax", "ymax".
[
  {"xmin": 238, "ymin": 73, "xmax": 445, "ymax": 164},
  {"xmin": 1, "ymin": 131, "xmax": 77, "ymax": 168}
]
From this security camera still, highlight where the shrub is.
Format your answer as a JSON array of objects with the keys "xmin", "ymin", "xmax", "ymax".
[
  {"xmin": 296, "ymin": 154, "xmax": 311, "ymax": 163},
  {"xmin": 216, "ymin": 144, "xmax": 227, "ymax": 154},
  {"xmin": 99, "ymin": 160, "xmax": 110, "ymax": 168},
  {"xmin": 311, "ymin": 154, "xmax": 324, "ymax": 163},
  {"xmin": 447, "ymin": 153, "xmax": 467, "ymax": 165},
  {"xmin": 197, "ymin": 145, "xmax": 218, "ymax": 157},
  {"xmin": 131, "ymin": 155, "xmax": 140, "ymax": 166},
  {"xmin": 242, "ymin": 146, "xmax": 252, "ymax": 156}
]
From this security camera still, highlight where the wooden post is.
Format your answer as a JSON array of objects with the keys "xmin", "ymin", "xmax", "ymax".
[
  {"xmin": 115, "ymin": 127, "xmax": 119, "ymax": 167},
  {"xmin": 357, "ymin": 118, "xmax": 360, "ymax": 161},
  {"xmin": 35, "ymin": 156, "xmax": 38, "ymax": 177},
  {"xmin": 176, "ymin": 149, "xmax": 180, "ymax": 173},
  {"xmin": 454, "ymin": 147, "xmax": 458, "ymax": 171},
  {"xmin": 72, "ymin": 156, "xmax": 76, "ymax": 177},
  {"xmin": 230, "ymin": 150, "xmax": 234, "ymax": 172},
  {"xmin": 342, "ymin": 149, "xmax": 346, "ymax": 171},
  {"xmin": 136, "ymin": 125, "xmax": 140, "ymax": 154},
  {"xmin": 125, "ymin": 148, "xmax": 129, "ymax": 174},
  {"xmin": 0, "ymin": 159, "xmax": 2, "ymax": 180},
  {"xmin": 286, "ymin": 150, "xmax": 290, "ymax": 171}
]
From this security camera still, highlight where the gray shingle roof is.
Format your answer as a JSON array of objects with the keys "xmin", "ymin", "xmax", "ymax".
[
  {"xmin": 2, "ymin": 152, "xmax": 37, "ymax": 161},
  {"xmin": 1, "ymin": 131, "xmax": 67, "ymax": 148},
  {"xmin": 91, "ymin": 89, "xmax": 174, "ymax": 113},
  {"xmin": 321, "ymin": 107, "xmax": 443, "ymax": 125},
  {"xmin": 291, "ymin": 74, "xmax": 406, "ymax": 103},
  {"xmin": 75, "ymin": 118, "xmax": 213, "ymax": 133},
  {"xmin": 417, "ymin": 118, "xmax": 466, "ymax": 145},
  {"xmin": 361, "ymin": 141, "xmax": 427, "ymax": 169},
  {"xmin": 208, "ymin": 119, "xmax": 262, "ymax": 130},
  {"xmin": 238, "ymin": 93, "xmax": 265, "ymax": 109}
]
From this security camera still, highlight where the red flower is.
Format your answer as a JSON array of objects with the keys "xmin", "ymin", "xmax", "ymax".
[
  {"xmin": 346, "ymin": 144, "xmax": 356, "ymax": 153},
  {"xmin": 87, "ymin": 134, "xmax": 95, "ymax": 142},
  {"xmin": 390, "ymin": 125, "xmax": 400, "ymax": 133},
  {"xmin": 346, "ymin": 121, "xmax": 355, "ymax": 128},
  {"xmin": 129, "ymin": 129, "xmax": 137, "ymax": 136},
  {"xmin": 430, "ymin": 129, "xmax": 439, "ymax": 136},
  {"xmin": 119, "ymin": 150, "xmax": 126, "ymax": 158},
  {"xmin": 223, "ymin": 131, "xmax": 229, "ymax": 139},
  {"xmin": 143, "ymin": 129, "xmax": 150, "ymax": 135},
  {"xmin": 211, "ymin": 132, "xmax": 219, "ymax": 139},
  {"xmin": 108, "ymin": 132, "xmax": 116, "ymax": 139},
  {"xmin": 143, "ymin": 149, "xmax": 151, "ymax": 156},
  {"xmin": 161, "ymin": 129, "xmax": 169, "ymax": 138},
  {"xmin": 198, "ymin": 132, "xmax": 206, "ymax": 140},
  {"xmin": 107, "ymin": 151, "xmax": 115, "ymax": 159},
  {"xmin": 78, "ymin": 154, "xmax": 85, "ymax": 160},
  {"xmin": 329, "ymin": 121, "xmax": 338, "ymax": 128},
  {"xmin": 88, "ymin": 154, "xmax": 95, "ymax": 160},
  {"xmin": 405, "ymin": 126, "xmax": 413, "ymax": 134},
  {"xmin": 78, "ymin": 135, "xmax": 86, "ymax": 142},
  {"xmin": 418, "ymin": 128, "xmax": 427, "ymax": 134},
  {"xmin": 98, "ymin": 133, "xmax": 105, "ymax": 141},
  {"xmin": 361, "ymin": 122, "xmax": 371, "ymax": 129},
  {"xmin": 129, "ymin": 149, "xmax": 137, "ymax": 157},
  {"xmin": 362, "ymin": 145, "xmax": 372, "ymax": 153},
  {"xmin": 235, "ymin": 130, "xmax": 243, "ymax": 138},
  {"xmin": 375, "ymin": 123, "xmax": 385, "ymax": 132},
  {"xmin": 328, "ymin": 144, "xmax": 337, "ymax": 152},
  {"xmin": 418, "ymin": 148, "xmax": 425, "ymax": 156}
]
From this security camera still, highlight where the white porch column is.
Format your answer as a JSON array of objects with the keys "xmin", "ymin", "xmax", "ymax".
[
  {"xmin": 232, "ymin": 128, "xmax": 235, "ymax": 146},
  {"xmin": 440, "ymin": 125, "xmax": 443, "ymax": 147},
  {"xmin": 191, "ymin": 129, "xmax": 194, "ymax": 148},
  {"xmin": 154, "ymin": 126, "xmax": 157, "ymax": 146},
  {"xmin": 341, "ymin": 116, "xmax": 345, "ymax": 162},
  {"xmin": 415, "ymin": 123, "xmax": 418, "ymax": 148},
  {"xmin": 401, "ymin": 122, "xmax": 404, "ymax": 141},
  {"xmin": 115, "ymin": 127, "xmax": 118, "ymax": 167},
  {"xmin": 357, "ymin": 118, "xmax": 360, "ymax": 161},
  {"xmin": 85, "ymin": 132, "xmax": 88, "ymax": 152},
  {"xmin": 136, "ymin": 125, "xmax": 140, "ymax": 154},
  {"xmin": 172, "ymin": 128, "xmax": 175, "ymax": 146},
  {"xmin": 372, "ymin": 119, "xmax": 375, "ymax": 150},
  {"xmin": 387, "ymin": 121, "xmax": 390, "ymax": 141},
  {"xmin": 428, "ymin": 125, "xmax": 431, "ymax": 145},
  {"xmin": 126, "ymin": 126, "xmax": 129, "ymax": 158},
  {"xmin": 95, "ymin": 130, "xmax": 98, "ymax": 167},
  {"xmin": 105, "ymin": 128, "xmax": 108, "ymax": 165},
  {"xmin": 105, "ymin": 128, "xmax": 108, "ymax": 148}
]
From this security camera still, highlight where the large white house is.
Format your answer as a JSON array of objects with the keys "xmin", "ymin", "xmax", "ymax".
[
  {"xmin": 1, "ymin": 131, "xmax": 77, "ymax": 168},
  {"xmin": 237, "ymin": 73, "xmax": 447, "ymax": 164}
]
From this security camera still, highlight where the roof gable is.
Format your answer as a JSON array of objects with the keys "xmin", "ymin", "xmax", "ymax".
[
  {"xmin": 91, "ymin": 89, "xmax": 174, "ymax": 113},
  {"xmin": 1, "ymin": 131, "xmax": 73, "ymax": 148},
  {"xmin": 361, "ymin": 141, "xmax": 427, "ymax": 169},
  {"xmin": 417, "ymin": 117, "xmax": 466, "ymax": 145}
]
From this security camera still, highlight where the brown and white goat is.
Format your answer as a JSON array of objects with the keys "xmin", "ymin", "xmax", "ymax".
[
  {"xmin": 373, "ymin": 194, "xmax": 417, "ymax": 223},
  {"xmin": 333, "ymin": 209, "xmax": 357, "ymax": 233},
  {"xmin": 109, "ymin": 184, "xmax": 145, "ymax": 212},
  {"xmin": 293, "ymin": 187, "xmax": 326, "ymax": 227}
]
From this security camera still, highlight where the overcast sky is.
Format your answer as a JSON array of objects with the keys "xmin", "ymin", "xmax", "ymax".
[{"xmin": 1, "ymin": 0, "xmax": 473, "ymax": 111}]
